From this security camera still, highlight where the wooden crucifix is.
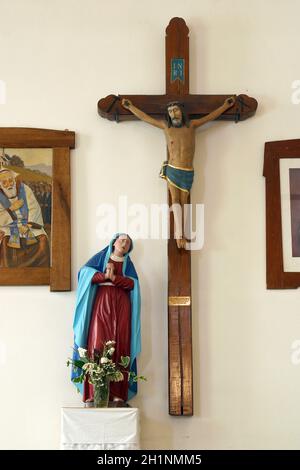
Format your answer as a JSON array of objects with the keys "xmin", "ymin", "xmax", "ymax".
[{"xmin": 97, "ymin": 17, "xmax": 257, "ymax": 415}]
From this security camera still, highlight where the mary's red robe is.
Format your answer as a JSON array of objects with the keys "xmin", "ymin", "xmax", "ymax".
[{"xmin": 83, "ymin": 258, "xmax": 134, "ymax": 402}]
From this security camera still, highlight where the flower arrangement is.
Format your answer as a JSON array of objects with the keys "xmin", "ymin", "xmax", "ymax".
[{"xmin": 67, "ymin": 340, "xmax": 146, "ymax": 407}]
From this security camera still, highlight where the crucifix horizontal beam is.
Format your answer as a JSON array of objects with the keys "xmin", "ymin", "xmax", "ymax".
[{"xmin": 98, "ymin": 93, "xmax": 257, "ymax": 123}]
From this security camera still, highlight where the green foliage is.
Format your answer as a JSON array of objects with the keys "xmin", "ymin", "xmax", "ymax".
[
  {"xmin": 119, "ymin": 356, "xmax": 130, "ymax": 368},
  {"xmin": 67, "ymin": 342, "xmax": 146, "ymax": 389},
  {"xmin": 128, "ymin": 371, "xmax": 147, "ymax": 383}
]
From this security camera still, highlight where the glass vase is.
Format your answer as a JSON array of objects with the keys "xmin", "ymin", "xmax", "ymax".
[{"xmin": 94, "ymin": 379, "xmax": 110, "ymax": 408}]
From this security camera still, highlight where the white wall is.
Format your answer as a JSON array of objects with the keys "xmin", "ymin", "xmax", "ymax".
[{"xmin": 1, "ymin": 0, "xmax": 300, "ymax": 450}]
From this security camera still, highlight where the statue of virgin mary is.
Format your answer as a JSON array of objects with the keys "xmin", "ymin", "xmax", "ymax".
[{"xmin": 72, "ymin": 233, "xmax": 141, "ymax": 403}]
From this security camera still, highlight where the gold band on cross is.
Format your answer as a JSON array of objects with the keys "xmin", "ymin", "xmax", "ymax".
[{"xmin": 168, "ymin": 296, "xmax": 191, "ymax": 306}]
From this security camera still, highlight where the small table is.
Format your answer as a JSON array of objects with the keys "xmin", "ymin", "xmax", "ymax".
[{"xmin": 61, "ymin": 407, "xmax": 140, "ymax": 450}]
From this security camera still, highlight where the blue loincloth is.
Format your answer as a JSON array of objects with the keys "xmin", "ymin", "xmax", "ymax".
[{"xmin": 159, "ymin": 161, "xmax": 194, "ymax": 192}]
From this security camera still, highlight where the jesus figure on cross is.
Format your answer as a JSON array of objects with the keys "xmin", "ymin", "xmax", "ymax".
[{"xmin": 122, "ymin": 96, "xmax": 235, "ymax": 249}]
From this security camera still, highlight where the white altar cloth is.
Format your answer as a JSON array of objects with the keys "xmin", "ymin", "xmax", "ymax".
[{"xmin": 61, "ymin": 407, "xmax": 140, "ymax": 450}]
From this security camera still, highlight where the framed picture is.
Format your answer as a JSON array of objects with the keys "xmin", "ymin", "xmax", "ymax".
[
  {"xmin": 0, "ymin": 128, "xmax": 75, "ymax": 291},
  {"xmin": 264, "ymin": 139, "xmax": 300, "ymax": 288}
]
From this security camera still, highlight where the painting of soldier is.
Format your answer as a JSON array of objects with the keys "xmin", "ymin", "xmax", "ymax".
[{"xmin": 0, "ymin": 148, "xmax": 52, "ymax": 268}]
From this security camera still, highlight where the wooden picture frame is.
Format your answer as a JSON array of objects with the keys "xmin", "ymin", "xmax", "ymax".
[
  {"xmin": 264, "ymin": 139, "xmax": 300, "ymax": 289},
  {"xmin": 0, "ymin": 128, "xmax": 75, "ymax": 291}
]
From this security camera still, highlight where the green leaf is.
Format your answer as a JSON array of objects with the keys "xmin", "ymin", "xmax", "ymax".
[
  {"xmin": 71, "ymin": 359, "xmax": 85, "ymax": 369},
  {"xmin": 81, "ymin": 356, "xmax": 89, "ymax": 364},
  {"xmin": 128, "ymin": 371, "xmax": 147, "ymax": 382},
  {"xmin": 119, "ymin": 356, "xmax": 130, "ymax": 368},
  {"xmin": 72, "ymin": 376, "xmax": 83, "ymax": 384},
  {"xmin": 75, "ymin": 360, "xmax": 86, "ymax": 368}
]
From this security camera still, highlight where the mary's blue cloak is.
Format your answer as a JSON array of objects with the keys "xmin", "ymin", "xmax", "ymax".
[{"xmin": 72, "ymin": 234, "xmax": 141, "ymax": 400}]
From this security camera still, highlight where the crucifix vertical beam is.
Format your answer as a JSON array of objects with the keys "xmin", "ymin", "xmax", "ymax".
[
  {"xmin": 166, "ymin": 18, "xmax": 193, "ymax": 416},
  {"xmin": 97, "ymin": 17, "xmax": 257, "ymax": 417}
]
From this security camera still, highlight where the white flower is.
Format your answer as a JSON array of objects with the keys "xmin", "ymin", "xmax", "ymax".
[
  {"xmin": 78, "ymin": 347, "xmax": 87, "ymax": 358},
  {"xmin": 108, "ymin": 347, "xmax": 115, "ymax": 356},
  {"xmin": 105, "ymin": 340, "xmax": 116, "ymax": 346},
  {"xmin": 100, "ymin": 357, "xmax": 109, "ymax": 364},
  {"xmin": 82, "ymin": 362, "xmax": 93, "ymax": 370}
]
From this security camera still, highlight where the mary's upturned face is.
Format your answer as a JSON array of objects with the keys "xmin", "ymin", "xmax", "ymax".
[{"xmin": 114, "ymin": 235, "xmax": 131, "ymax": 254}]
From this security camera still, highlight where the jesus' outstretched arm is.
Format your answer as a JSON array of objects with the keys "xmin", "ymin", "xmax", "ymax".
[
  {"xmin": 122, "ymin": 99, "xmax": 166, "ymax": 130},
  {"xmin": 191, "ymin": 96, "xmax": 236, "ymax": 128}
]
